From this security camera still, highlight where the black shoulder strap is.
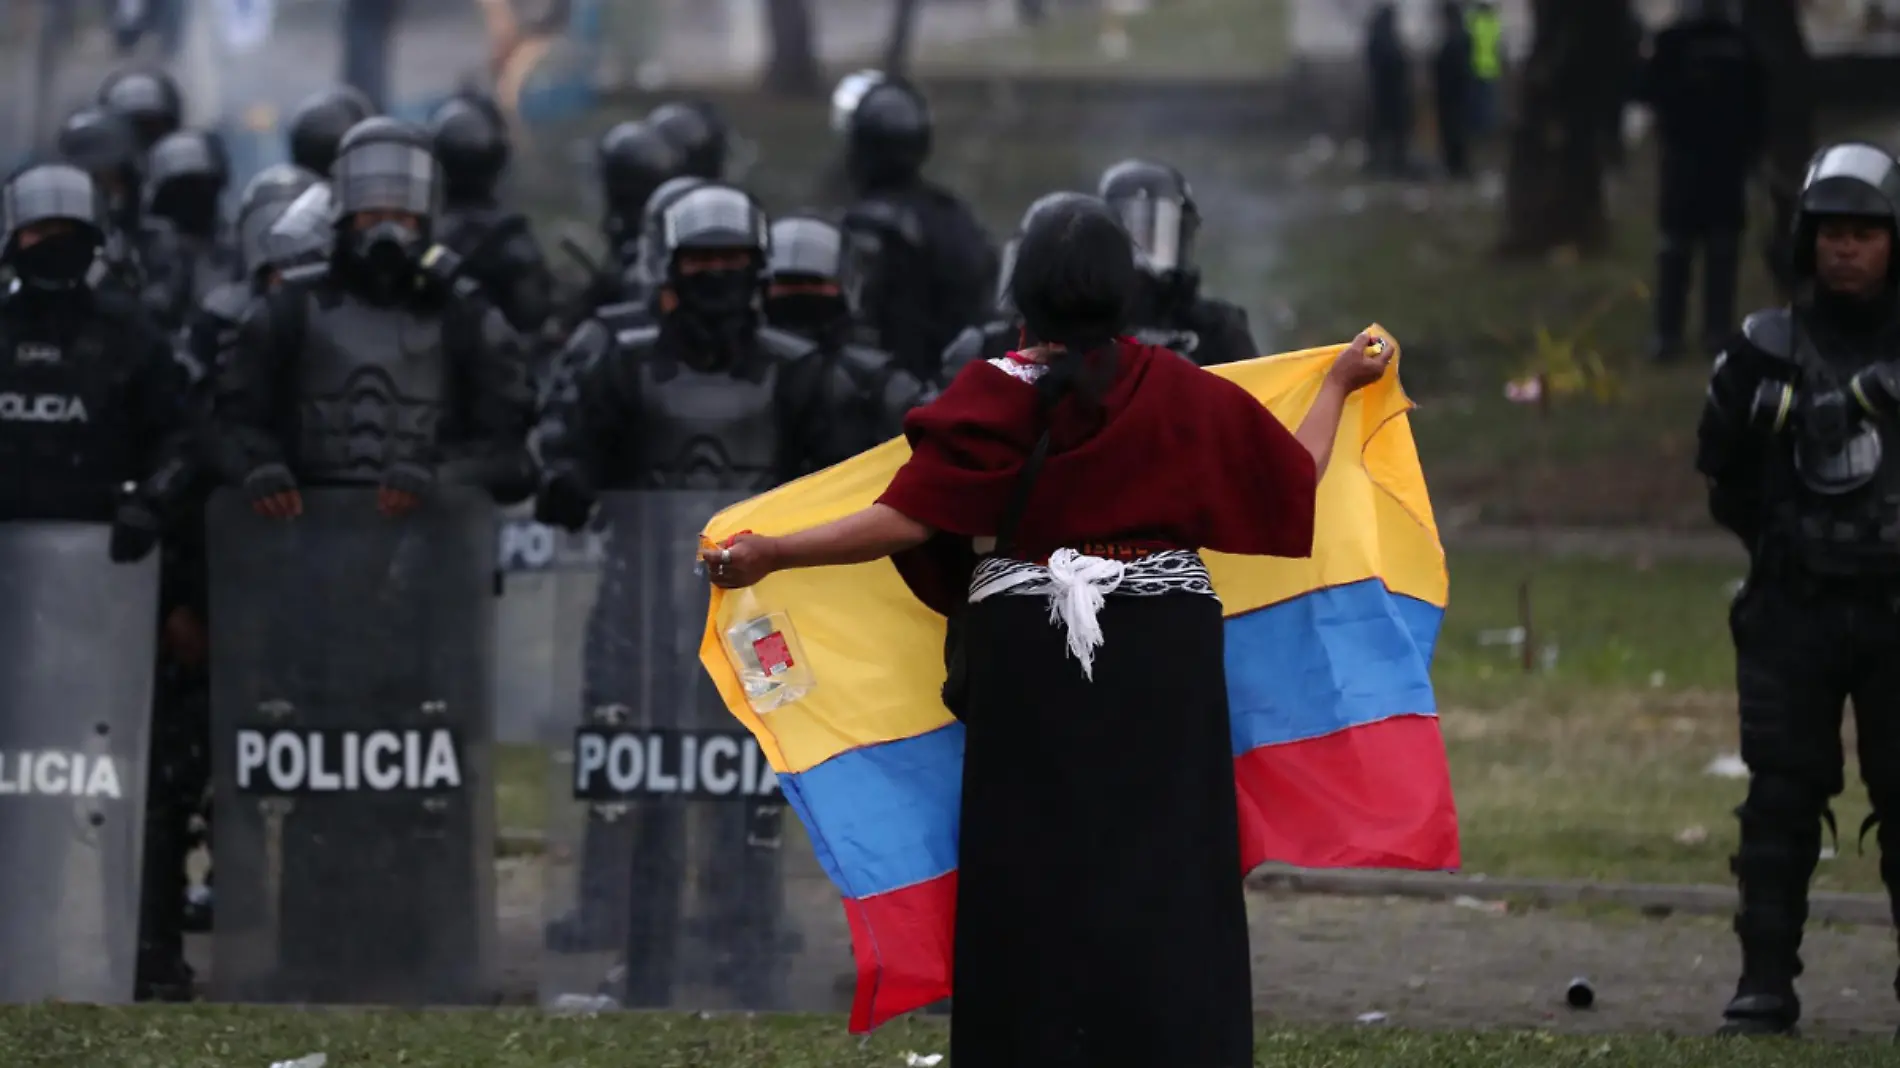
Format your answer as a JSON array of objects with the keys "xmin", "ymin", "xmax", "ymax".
[{"xmin": 994, "ymin": 429, "xmax": 1052, "ymax": 556}]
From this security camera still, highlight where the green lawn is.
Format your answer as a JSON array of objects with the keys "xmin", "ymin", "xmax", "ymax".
[
  {"xmin": 1, "ymin": 1006, "xmax": 1887, "ymax": 1067},
  {"xmin": 911, "ymin": 0, "xmax": 1291, "ymax": 78}
]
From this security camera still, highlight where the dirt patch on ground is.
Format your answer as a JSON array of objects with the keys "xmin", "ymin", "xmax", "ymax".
[{"xmin": 1247, "ymin": 892, "xmax": 1896, "ymax": 1040}]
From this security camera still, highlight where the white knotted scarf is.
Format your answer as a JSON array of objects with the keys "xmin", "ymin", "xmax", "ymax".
[{"xmin": 969, "ymin": 549, "xmax": 1128, "ymax": 680}]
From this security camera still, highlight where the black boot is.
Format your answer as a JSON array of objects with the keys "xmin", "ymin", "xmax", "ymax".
[
  {"xmin": 1703, "ymin": 231, "xmax": 1742, "ymax": 353},
  {"xmin": 1719, "ymin": 850, "xmax": 1807, "ymax": 1037}
]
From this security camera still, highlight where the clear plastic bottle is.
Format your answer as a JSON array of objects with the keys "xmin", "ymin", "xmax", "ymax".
[{"xmin": 721, "ymin": 589, "xmax": 816, "ymax": 714}]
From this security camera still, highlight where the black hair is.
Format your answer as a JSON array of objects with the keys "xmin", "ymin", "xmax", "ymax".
[{"xmin": 1008, "ymin": 198, "xmax": 1136, "ymax": 411}]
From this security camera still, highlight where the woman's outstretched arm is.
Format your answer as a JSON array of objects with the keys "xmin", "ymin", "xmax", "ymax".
[{"xmin": 703, "ymin": 504, "xmax": 934, "ymax": 587}]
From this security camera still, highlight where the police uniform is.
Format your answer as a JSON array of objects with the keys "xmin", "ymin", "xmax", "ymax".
[
  {"xmin": 764, "ymin": 215, "xmax": 932, "ymax": 472},
  {"xmin": 212, "ymin": 118, "xmax": 536, "ymax": 506},
  {"xmin": 57, "ymin": 106, "xmax": 187, "ymax": 330},
  {"xmin": 1636, "ymin": 0, "xmax": 1770, "ymax": 360},
  {"xmin": 535, "ymin": 185, "xmax": 901, "ymax": 1003},
  {"xmin": 833, "ymin": 73, "xmax": 998, "ymax": 382},
  {"xmin": 145, "ymin": 130, "xmax": 239, "ymax": 329},
  {"xmin": 0, "ymin": 163, "xmax": 201, "ymax": 999},
  {"xmin": 427, "ymin": 94, "xmax": 555, "ymax": 340},
  {"xmin": 1696, "ymin": 142, "xmax": 1900, "ymax": 1038},
  {"xmin": 1099, "ymin": 160, "xmax": 1258, "ymax": 367},
  {"xmin": 567, "ymin": 121, "xmax": 687, "ymax": 324}
]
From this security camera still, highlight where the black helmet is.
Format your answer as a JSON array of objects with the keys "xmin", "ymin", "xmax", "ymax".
[
  {"xmin": 842, "ymin": 77, "xmax": 931, "ymax": 191},
  {"xmin": 1, "ymin": 164, "xmax": 107, "ymax": 287},
  {"xmin": 97, "ymin": 67, "xmax": 184, "ymax": 151},
  {"xmin": 288, "ymin": 86, "xmax": 377, "ymax": 175},
  {"xmin": 1793, "ymin": 142, "xmax": 1900, "ymax": 279},
  {"xmin": 766, "ymin": 216, "xmax": 843, "ymax": 285},
  {"xmin": 997, "ymin": 192, "xmax": 1106, "ymax": 316},
  {"xmin": 428, "ymin": 93, "xmax": 510, "ymax": 202},
  {"xmin": 658, "ymin": 183, "xmax": 768, "ymax": 270},
  {"xmin": 58, "ymin": 106, "xmax": 142, "ymax": 178},
  {"xmin": 598, "ymin": 120, "xmax": 684, "ymax": 223},
  {"xmin": 330, "ymin": 118, "xmax": 442, "ymax": 223},
  {"xmin": 146, "ymin": 129, "xmax": 231, "ymax": 228},
  {"xmin": 1097, "ymin": 159, "xmax": 1200, "ymax": 281},
  {"xmin": 236, "ymin": 164, "xmax": 319, "ymax": 281},
  {"xmin": 647, "ymin": 101, "xmax": 727, "ymax": 180}
]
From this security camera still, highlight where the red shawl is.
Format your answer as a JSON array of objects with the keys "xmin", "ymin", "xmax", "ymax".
[{"xmin": 877, "ymin": 341, "xmax": 1318, "ymax": 615}]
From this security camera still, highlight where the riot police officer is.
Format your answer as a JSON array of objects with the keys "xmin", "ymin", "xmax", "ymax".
[
  {"xmin": 764, "ymin": 214, "xmax": 931, "ymax": 471},
  {"xmin": 570, "ymin": 120, "xmax": 685, "ymax": 318},
  {"xmin": 97, "ymin": 66, "xmax": 185, "ymax": 154},
  {"xmin": 1098, "ymin": 159, "xmax": 1258, "ymax": 367},
  {"xmin": 1636, "ymin": 0, "xmax": 1769, "ymax": 361},
  {"xmin": 535, "ymin": 187, "xmax": 913, "ymax": 991},
  {"xmin": 427, "ymin": 93, "xmax": 555, "ymax": 340},
  {"xmin": 212, "ymin": 118, "xmax": 536, "ymax": 516},
  {"xmin": 1695, "ymin": 142, "xmax": 1900, "ymax": 1038},
  {"xmin": 0, "ymin": 162, "xmax": 200, "ymax": 999},
  {"xmin": 57, "ymin": 106, "xmax": 184, "ymax": 327},
  {"xmin": 145, "ymin": 130, "xmax": 238, "ymax": 325},
  {"xmin": 647, "ymin": 100, "xmax": 727, "ymax": 180},
  {"xmin": 832, "ymin": 72, "xmax": 997, "ymax": 381},
  {"xmin": 187, "ymin": 164, "xmax": 319, "ymax": 396},
  {"xmin": 265, "ymin": 87, "xmax": 380, "ymax": 272}
]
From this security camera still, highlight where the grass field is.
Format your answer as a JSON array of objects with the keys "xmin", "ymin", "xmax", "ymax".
[{"xmin": 3, "ymin": 1006, "xmax": 1891, "ymax": 1067}]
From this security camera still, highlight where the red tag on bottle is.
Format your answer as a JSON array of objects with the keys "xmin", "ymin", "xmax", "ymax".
[{"xmin": 753, "ymin": 631, "xmax": 794, "ymax": 677}]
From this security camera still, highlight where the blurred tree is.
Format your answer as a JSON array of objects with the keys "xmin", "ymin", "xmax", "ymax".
[
  {"xmin": 884, "ymin": 0, "xmax": 923, "ymax": 76},
  {"xmin": 765, "ymin": 0, "xmax": 824, "ymax": 95},
  {"xmin": 1499, "ymin": 0, "xmax": 1633, "ymax": 257},
  {"xmin": 1741, "ymin": 0, "xmax": 1814, "ymax": 298}
]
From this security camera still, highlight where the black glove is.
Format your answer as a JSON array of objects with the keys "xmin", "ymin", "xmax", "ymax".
[
  {"xmin": 380, "ymin": 461, "xmax": 436, "ymax": 499},
  {"xmin": 243, "ymin": 463, "xmax": 298, "ymax": 506},
  {"xmin": 110, "ymin": 493, "xmax": 163, "ymax": 564},
  {"xmin": 1803, "ymin": 388, "xmax": 1854, "ymax": 451},
  {"xmin": 535, "ymin": 470, "xmax": 596, "ymax": 532}
]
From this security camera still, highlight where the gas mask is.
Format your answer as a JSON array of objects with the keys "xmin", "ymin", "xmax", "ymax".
[
  {"xmin": 668, "ymin": 267, "xmax": 760, "ymax": 370},
  {"xmin": 346, "ymin": 219, "xmax": 425, "ymax": 303},
  {"xmin": 11, "ymin": 234, "xmax": 99, "ymax": 290}
]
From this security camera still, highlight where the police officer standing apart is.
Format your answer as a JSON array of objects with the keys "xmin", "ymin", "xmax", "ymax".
[
  {"xmin": 1636, "ymin": 0, "xmax": 1769, "ymax": 362},
  {"xmin": 763, "ymin": 214, "xmax": 932, "ymax": 471},
  {"xmin": 1696, "ymin": 142, "xmax": 1900, "ymax": 1039},
  {"xmin": 832, "ymin": 72, "xmax": 996, "ymax": 382},
  {"xmin": 213, "ymin": 118, "xmax": 536, "ymax": 515},
  {"xmin": 426, "ymin": 92, "xmax": 555, "ymax": 342},
  {"xmin": 0, "ymin": 162, "xmax": 200, "ymax": 998},
  {"xmin": 1098, "ymin": 159, "xmax": 1257, "ymax": 367}
]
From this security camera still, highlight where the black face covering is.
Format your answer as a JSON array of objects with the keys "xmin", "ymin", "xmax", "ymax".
[
  {"xmin": 346, "ymin": 220, "xmax": 425, "ymax": 303},
  {"xmin": 765, "ymin": 293, "xmax": 848, "ymax": 342},
  {"xmin": 668, "ymin": 267, "xmax": 760, "ymax": 371},
  {"xmin": 11, "ymin": 234, "xmax": 98, "ymax": 290}
]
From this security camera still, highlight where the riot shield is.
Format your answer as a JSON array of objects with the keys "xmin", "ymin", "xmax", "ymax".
[
  {"xmin": 493, "ymin": 504, "xmax": 604, "ymax": 747},
  {"xmin": 539, "ymin": 490, "xmax": 851, "ymax": 1013},
  {"xmin": 0, "ymin": 522, "xmax": 159, "ymax": 1004},
  {"xmin": 207, "ymin": 487, "xmax": 499, "ymax": 1004}
]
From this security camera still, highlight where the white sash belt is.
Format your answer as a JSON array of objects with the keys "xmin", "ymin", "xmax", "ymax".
[{"xmin": 968, "ymin": 550, "xmax": 1215, "ymax": 680}]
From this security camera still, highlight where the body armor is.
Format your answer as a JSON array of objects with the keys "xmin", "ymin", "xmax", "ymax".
[
  {"xmin": 1753, "ymin": 307, "xmax": 1900, "ymax": 577},
  {"xmin": 284, "ymin": 285, "xmax": 450, "ymax": 484},
  {"xmin": 605, "ymin": 317, "xmax": 798, "ymax": 493}
]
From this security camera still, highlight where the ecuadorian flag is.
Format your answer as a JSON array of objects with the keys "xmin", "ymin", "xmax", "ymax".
[{"xmin": 698, "ymin": 329, "xmax": 1457, "ymax": 1032}]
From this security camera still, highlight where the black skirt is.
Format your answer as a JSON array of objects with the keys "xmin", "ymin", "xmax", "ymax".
[{"xmin": 951, "ymin": 591, "xmax": 1252, "ymax": 1068}]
